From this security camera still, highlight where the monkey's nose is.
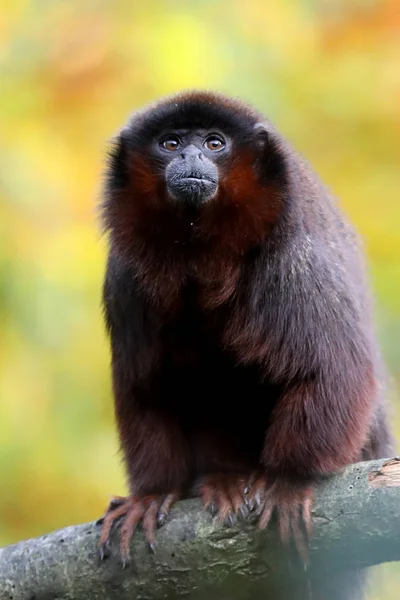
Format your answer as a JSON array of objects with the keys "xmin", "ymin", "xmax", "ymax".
[{"xmin": 180, "ymin": 145, "xmax": 202, "ymax": 161}]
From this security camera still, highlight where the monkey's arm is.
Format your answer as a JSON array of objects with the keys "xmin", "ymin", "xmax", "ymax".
[
  {"xmin": 261, "ymin": 281, "xmax": 374, "ymax": 480},
  {"xmin": 99, "ymin": 254, "xmax": 188, "ymax": 562},
  {"xmin": 259, "ymin": 335, "xmax": 374, "ymax": 545},
  {"xmin": 227, "ymin": 246, "xmax": 375, "ymax": 539},
  {"xmin": 237, "ymin": 243, "xmax": 374, "ymax": 476},
  {"xmin": 103, "ymin": 252, "xmax": 188, "ymax": 493},
  {"xmin": 262, "ymin": 367, "xmax": 374, "ymax": 480}
]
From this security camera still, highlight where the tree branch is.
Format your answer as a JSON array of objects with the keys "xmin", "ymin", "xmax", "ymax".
[{"xmin": 1, "ymin": 457, "xmax": 400, "ymax": 600}]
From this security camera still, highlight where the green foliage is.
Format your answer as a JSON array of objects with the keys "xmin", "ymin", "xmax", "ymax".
[{"xmin": 1, "ymin": 1, "xmax": 399, "ymax": 596}]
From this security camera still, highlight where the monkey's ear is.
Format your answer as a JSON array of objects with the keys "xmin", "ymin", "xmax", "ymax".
[
  {"xmin": 253, "ymin": 122, "xmax": 270, "ymax": 142},
  {"xmin": 252, "ymin": 122, "xmax": 271, "ymax": 151},
  {"xmin": 253, "ymin": 122, "xmax": 286, "ymax": 183},
  {"xmin": 253, "ymin": 122, "xmax": 269, "ymax": 134}
]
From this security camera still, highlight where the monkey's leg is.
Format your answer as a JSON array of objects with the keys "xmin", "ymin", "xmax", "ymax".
[
  {"xmin": 96, "ymin": 400, "xmax": 188, "ymax": 566},
  {"xmin": 97, "ymin": 491, "xmax": 179, "ymax": 566}
]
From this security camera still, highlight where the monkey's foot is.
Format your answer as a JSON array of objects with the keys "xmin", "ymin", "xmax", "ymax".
[
  {"xmin": 248, "ymin": 476, "xmax": 314, "ymax": 559},
  {"xmin": 96, "ymin": 492, "xmax": 179, "ymax": 566},
  {"xmin": 199, "ymin": 473, "xmax": 259, "ymax": 526}
]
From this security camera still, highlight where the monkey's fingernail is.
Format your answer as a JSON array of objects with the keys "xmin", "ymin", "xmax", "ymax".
[
  {"xmin": 98, "ymin": 542, "xmax": 111, "ymax": 560},
  {"xmin": 157, "ymin": 513, "xmax": 166, "ymax": 528},
  {"xmin": 244, "ymin": 485, "xmax": 251, "ymax": 495},
  {"xmin": 225, "ymin": 513, "xmax": 237, "ymax": 527},
  {"xmin": 239, "ymin": 505, "xmax": 250, "ymax": 519},
  {"xmin": 121, "ymin": 556, "xmax": 131, "ymax": 569},
  {"xmin": 246, "ymin": 497, "xmax": 256, "ymax": 511},
  {"xmin": 148, "ymin": 542, "xmax": 156, "ymax": 554},
  {"xmin": 255, "ymin": 492, "xmax": 264, "ymax": 507},
  {"xmin": 208, "ymin": 502, "xmax": 218, "ymax": 517}
]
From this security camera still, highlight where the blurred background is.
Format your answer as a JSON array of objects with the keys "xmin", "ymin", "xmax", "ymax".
[{"xmin": 0, "ymin": 0, "xmax": 399, "ymax": 596}]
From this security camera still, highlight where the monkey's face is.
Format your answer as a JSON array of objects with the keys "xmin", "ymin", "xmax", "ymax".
[
  {"xmin": 104, "ymin": 91, "xmax": 287, "ymax": 252},
  {"xmin": 157, "ymin": 130, "xmax": 229, "ymax": 205}
]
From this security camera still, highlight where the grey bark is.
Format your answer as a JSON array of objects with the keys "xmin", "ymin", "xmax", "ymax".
[{"xmin": 1, "ymin": 457, "xmax": 400, "ymax": 600}]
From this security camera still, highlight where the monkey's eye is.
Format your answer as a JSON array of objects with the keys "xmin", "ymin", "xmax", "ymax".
[
  {"xmin": 161, "ymin": 137, "xmax": 181, "ymax": 151},
  {"xmin": 204, "ymin": 135, "xmax": 225, "ymax": 152}
]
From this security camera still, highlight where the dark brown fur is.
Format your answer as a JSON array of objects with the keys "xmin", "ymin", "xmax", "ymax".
[{"xmin": 98, "ymin": 90, "xmax": 394, "ymax": 597}]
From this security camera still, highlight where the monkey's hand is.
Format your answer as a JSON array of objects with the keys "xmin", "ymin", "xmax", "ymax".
[
  {"xmin": 96, "ymin": 492, "xmax": 179, "ymax": 567},
  {"xmin": 197, "ymin": 473, "xmax": 262, "ymax": 526},
  {"xmin": 247, "ymin": 476, "xmax": 314, "ymax": 559}
]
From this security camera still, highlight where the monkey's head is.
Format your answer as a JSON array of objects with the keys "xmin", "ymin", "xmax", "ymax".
[{"xmin": 104, "ymin": 91, "xmax": 288, "ymax": 252}]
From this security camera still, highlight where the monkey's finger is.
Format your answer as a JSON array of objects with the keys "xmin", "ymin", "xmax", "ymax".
[
  {"xmin": 119, "ymin": 501, "xmax": 145, "ymax": 566},
  {"xmin": 301, "ymin": 492, "xmax": 313, "ymax": 539},
  {"xmin": 228, "ymin": 481, "xmax": 250, "ymax": 519},
  {"xmin": 157, "ymin": 492, "xmax": 179, "ymax": 527},
  {"xmin": 200, "ymin": 482, "xmax": 214, "ymax": 506},
  {"xmin": 143, "ymin": 498, "xmax": 162, "ymax": 552},
  {"xmin": 244, "ymin": 472, "xmax": 259, "ymax": 495},
  {"xmin": 224, "ymin": 511, "xmax": 238, "ymax": 527},
  {"xmin": 96, "ymin": 495, "xmax": 127, "ymax": 526},
  {"xmin": 290, "ymin": 510, "xmax": 309, "ymax": 564},
  {"xmin": 277, "ymin": 503, "xmax": 296, "ymax": 545},
  {"xmin": 258, "ymin": 501, "xmax": 274, "ymax": 530},
  {"xmin": 98, "ymin": 501, "xmax": 130, "ymax": 556},
  {"xmin": 214, "ymin": 486, "xmax": 235, "ymax": 522},
  {"xmin": 200, "ymin": 481, "xmax": 218, "ymax": 516},
  {"xmin": 245, "ymin": 496, "xmax": 257, "ymax": 512},
  {"xmin": 277, "ymin": 492, "xmax": 303, "ymax": 545},
  {"xmin": 98, "ymin": 539, "xmax": 111, "ymax": 560},
  {"xmin": 249, "ymin": 476, "xmax": 267, "ymax": 511}
]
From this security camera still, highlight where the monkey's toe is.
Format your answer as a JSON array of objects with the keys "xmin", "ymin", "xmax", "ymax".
[{"xmin": 97, "ymin": 491, "xmax": 179, "ymax": 565}]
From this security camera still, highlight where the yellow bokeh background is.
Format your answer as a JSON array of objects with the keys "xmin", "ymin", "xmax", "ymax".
[{"xmin": 1, "ymin": 1, "xmax": 399, "ymax": 597}]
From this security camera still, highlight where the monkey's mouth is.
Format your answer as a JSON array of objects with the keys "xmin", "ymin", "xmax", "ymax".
[
  {"xmin": 166, "ymin": 156, "xmax": 219, "ymax": 205},
  {"xmin": 179, "ymin": 176, "xmax": 216, "ymax": 184},
  {"xmin": 167, "ymin": 175, "xmax": 218, "ymax": 205}
]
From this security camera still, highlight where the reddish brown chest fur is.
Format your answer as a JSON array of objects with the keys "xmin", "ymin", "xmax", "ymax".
[{"xmin": 109, "ymin": 151, "xmax": 283, "ymax": 313}]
